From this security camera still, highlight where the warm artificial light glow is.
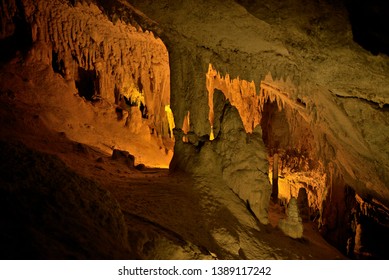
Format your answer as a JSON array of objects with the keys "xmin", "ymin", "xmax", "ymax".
[
  {"xmin": 206, "ymin": 64, "xmax": 259, "ymax": 135},
  {"xmin": 182, "ymin": 111, "xmax": 190, "ymax": 142},
  {"xmin": 165, "ymin": 105, "xmax": 176, "ymax": 139},
  {"xmin": 205, "ymin": 64, "xmax": 303, "ymax": 138},
  {"xmin": 206, "ymin": 64, "xmax": 326, "ymax": 217},
  {"xmin": 18, "ymin": 0, "xmax": 174, "ymax": 168},
  {"xmin": 210, "ymin": 126, "xmax": 215, "ymax": 140},
  {"xmin": 268, "ymin": 158, "xmax": 327, "ymax": 218},
  {"xmin": 122, "ymin": 81, "xmax": 145, "ymax": 107}
]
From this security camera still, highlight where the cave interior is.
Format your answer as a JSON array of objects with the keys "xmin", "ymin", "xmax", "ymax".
[{"xmin": 0, "ymin": 0, "xmax": 389, "ymax": 260}]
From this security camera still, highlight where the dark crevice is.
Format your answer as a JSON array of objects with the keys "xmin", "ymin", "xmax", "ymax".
[
  {"xmin": 335, "ymin": 93, "xmax": 389, "ymax": 111},
  {"xmin": 51, "ymin": 51, "xmax": 66, "ymax": 77},
  {"xmin": 0, "ymin": 0, "xmax": 33, "ymax": 64},
  {"xmin": 345, "ymin": 0, "xmax": 389, "ymax": 55},
  {"xmin": 139, "ymin": 102, "xmax": 148, "ymax": 119},
  {"xmin": 75, "ymin": 67, "xmax": 99, "ymax": 101}
]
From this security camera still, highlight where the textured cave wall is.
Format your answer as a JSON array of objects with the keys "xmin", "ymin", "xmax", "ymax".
[{"xmin": 1, "ymin": 0, "xmax": 172, "ymax": 140}]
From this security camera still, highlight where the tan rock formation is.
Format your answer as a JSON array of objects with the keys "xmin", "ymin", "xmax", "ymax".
[
  {"xmin": 126, "ymin": 0, "xmax": 389, "ymax": 252},
  {"xmin": 171, "ymin": 92, "xmax": 271, "ymax": 224},
  {"xmin": 278, "ymin": 197, "xmax": 304, "ymax": 239}
]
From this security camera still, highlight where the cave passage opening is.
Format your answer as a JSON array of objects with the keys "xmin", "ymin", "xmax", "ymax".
[
  {"xmin": 259, "ymin": 90, "xmax": 389, "ymax": 259},
  {"xmin": 205, "ymin": 64, "xmax": 327, "ymax": 222},
  {"xmin": 46, "ymin": 16, "xmax": 175, "ymax": 168},
  {"xmin": 75, "ymin": 67, "xmax": 99, "ymax": 101},
  {"xmin": 259, "ymin": 97, "xmax": 326, "ymax": 222},
  {"xmin": 108, "ymin": 70, "xmax": 175, "ymax": 168}
]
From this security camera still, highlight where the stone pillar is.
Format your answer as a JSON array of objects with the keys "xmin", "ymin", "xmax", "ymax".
[
  {"xmin": 271, "ymin": 153, "xmax": 279, "ymax": 203},
  {"xmin": 278, "ymin": 197, "xmax": 304, "ymax": 239}
]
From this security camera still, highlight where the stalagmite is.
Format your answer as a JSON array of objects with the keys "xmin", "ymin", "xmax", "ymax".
[
  {"xmin": 2, "ymin": 0, "xmax": 389, "ymax": 260},
  {"xmin": 278, "ymin": 197, "xmax": 304, "ymax": 239}
]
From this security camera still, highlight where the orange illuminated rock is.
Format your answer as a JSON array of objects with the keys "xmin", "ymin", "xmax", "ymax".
[{"xmin": 1, "ymin": 0, "xmax": 174, "ymax": 168}]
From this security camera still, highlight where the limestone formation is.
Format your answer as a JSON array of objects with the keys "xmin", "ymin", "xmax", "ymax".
[
  {"xmin": 2, "ymin": 0, "xmax": 172, "ymax": 140},
  {"xmin": 171, "ymin": 96, "xmax": 272, "ymax": 224},
  {"xmin": 278, "ymin": 197, "xmax": 304, "ymax": 239},
  {"xmin": 133, "ymin": 0, "xmax": 389, "ymax": 251}
]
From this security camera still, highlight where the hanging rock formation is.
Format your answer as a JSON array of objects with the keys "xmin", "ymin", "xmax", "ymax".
[
  {"xmin": 0, "ymin": 0, "xmax": 178, "ymax": 168},
  {"xmin": 1, "ymin": 0, "xmax": 172, "ymax": 141}
]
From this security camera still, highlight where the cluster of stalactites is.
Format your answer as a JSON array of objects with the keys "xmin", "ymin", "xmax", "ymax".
[
  {"xmin": 206, "ymin": 64, "xmax": 260, "ymax": 135},
  {"xmin": 21, "ymin": 0, "xmax": 172, "ymax": 138},
  {"xmin": 206, "ymin": 63, "xmax": 301, "ymax": 138}
]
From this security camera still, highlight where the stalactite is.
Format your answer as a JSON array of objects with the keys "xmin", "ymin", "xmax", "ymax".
[
  {"xmin": 206, "ymin": 63, "xmax": 337, "ymax": 226},
  {"xmin": 271, "ymin": 153, "xmax": 279, "ymax": 203},
  {"xmin": 182, "ymin": 111, "xmax": 190, "ymax": 143},
  {"xmin": 206, "ymin": 63, "xmax": 303, "ymax": 135},
  {"xmin": 21, "ymin": 0, "xmax": 171, "ymax": 138},
  {"xmin": 206, "ymin": 64, "xmax": 261, "ymax": 134}
]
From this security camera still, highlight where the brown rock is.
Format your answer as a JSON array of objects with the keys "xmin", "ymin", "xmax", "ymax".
[{"xmin": 111, "ymin": 149, "xmax": 135, "ymax": 167}]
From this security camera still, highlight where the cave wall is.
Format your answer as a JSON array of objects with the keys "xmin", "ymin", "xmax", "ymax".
[{"xmin": 1, "ymin": 0, "xmax": 172, "ymax": 140}]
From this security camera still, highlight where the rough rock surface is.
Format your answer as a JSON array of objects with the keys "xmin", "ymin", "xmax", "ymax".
[
  {"xmin": 111, "ymin": 149, "xmax": 135, "ymax": 168},
  {"xmin": 16, "ymin": 0, "xmax": 172, "ymax": 140},
  {"xmin": 0, "ymin": 140, "xmax": 132, "ymax": 259},
  {"xmin": 171, "ymin": 92, "xmax": 271, "ymax": 224},
  {"xmin": 278, "ymin": 197, "xmax": 304, "ymax": 239}
]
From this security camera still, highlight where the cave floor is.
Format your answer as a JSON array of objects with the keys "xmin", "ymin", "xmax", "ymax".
[
  {"xmin": 0, "ymin": 99, "xmax": 345, "ymax": 259},
  {"xmin": 53, "ymin": 148, "xmax": 348, "ymax": 259},
  {"xmin": 101, "ymin": 167, "xmax": 346, "ymax": 259},
  {"xmin": 0, "ymin": 64, "xmax": 345, "ymax": 259}
]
